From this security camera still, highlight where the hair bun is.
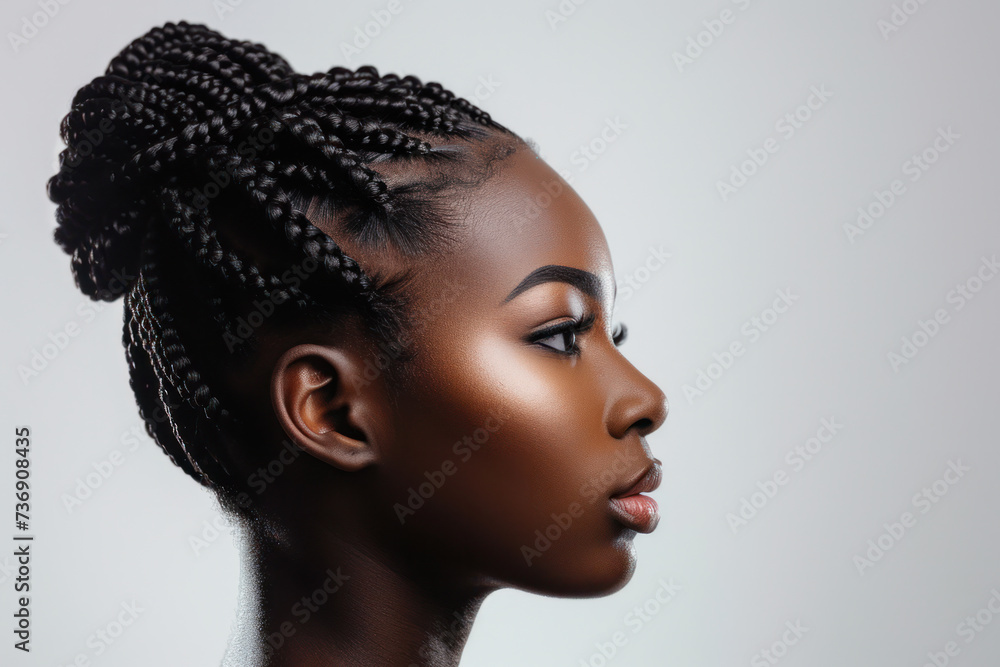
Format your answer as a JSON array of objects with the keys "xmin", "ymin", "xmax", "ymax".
[
  {"xmin": 47, "ymin": 55, "xmax": 175, "ymax": 300},
  {"xmin": 47, "ymin": 128, "xmax": 154, "ymax": 300},
  {"xmin": 46, "ymin": 20, "xmax": 279, "ymax": 301}
]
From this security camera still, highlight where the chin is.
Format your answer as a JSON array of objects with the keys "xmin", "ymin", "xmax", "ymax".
[{"xmin": 513, "ymin": 536, "xmax": 639, "ymax": 599}]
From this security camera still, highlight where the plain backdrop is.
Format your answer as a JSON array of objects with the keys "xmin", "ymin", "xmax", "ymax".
[{"xmin": 2, "ymin": 0, "xmax": 999, "ymax": 665}]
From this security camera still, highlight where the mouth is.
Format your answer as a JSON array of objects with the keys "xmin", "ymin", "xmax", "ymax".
[{"xmin": 608, "ymin": 458, "xmax": 662, "ymax": 534}]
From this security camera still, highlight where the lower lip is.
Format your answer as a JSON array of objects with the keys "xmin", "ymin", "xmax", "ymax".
[{"xmin": 609, "ymin": 495, "xmax": 659, "ymax": 533}]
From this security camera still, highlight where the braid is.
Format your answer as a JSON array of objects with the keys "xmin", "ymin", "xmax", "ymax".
[{"xmin": 47, "ymin": 20, "xmax": 522, "ymax": 502}]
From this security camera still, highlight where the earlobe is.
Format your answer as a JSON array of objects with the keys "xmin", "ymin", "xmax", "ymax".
[{"xmin": 270, "ymin": 344, "xmax": 382, "ymax": 472}]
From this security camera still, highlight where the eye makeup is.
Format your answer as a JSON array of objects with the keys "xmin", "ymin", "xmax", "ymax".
[{"xmin": 526, "ymin": 312, "xmax": 628, "ymax": 356}]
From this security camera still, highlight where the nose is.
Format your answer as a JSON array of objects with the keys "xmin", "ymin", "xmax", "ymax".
[{"xmin": 606, "ymin": 357, "xmax": 668, "ymax": 440}]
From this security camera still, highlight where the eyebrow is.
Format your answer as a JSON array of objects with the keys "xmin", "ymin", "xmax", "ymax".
[{"xmin": 502, "ymin": 264, "xmax": 604, "ymax": 304}]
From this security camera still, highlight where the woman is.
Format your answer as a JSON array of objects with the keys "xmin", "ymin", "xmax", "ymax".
[{"xmin": 47, "ymin": 20, "xmax": 668, "ymax": 666}]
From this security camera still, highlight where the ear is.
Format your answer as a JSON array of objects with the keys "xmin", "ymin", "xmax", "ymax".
[{"xmin": 270, "ymin": 343, "xmax": 388, "ymax": 472}]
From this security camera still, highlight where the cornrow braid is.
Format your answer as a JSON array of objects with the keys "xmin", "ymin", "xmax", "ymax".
[{"xmin": 47, "ymin": 20, "xmax": 523, "ymax": 504}]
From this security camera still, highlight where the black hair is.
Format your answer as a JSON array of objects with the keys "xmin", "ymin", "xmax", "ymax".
[{"xmin": 46, "ymin": 20, "xmax": 523, "ymax": 512}]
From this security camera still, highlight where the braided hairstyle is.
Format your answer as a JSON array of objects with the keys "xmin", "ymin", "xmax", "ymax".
[{"xmin": 46, "ymin": 20, "xmax": 523, "ymax": 512}]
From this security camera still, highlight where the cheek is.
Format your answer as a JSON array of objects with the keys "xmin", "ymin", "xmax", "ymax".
[{"xmin": 377, "ymin": 332, "xmax": 632, "ymax": 590}]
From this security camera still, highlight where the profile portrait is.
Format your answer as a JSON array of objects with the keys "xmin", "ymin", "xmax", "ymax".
[
  {"xmin": 45, "ymin": 19, "xmax": 666, "ymax": 666},
  {"xmin": 16, "ymin": 2, "xmax": 992, "ymax": 665}
]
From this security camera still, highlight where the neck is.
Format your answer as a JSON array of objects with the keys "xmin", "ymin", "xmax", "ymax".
[{"xmin": 222, "ymin": 522, "xmax": 489, "ymax": 667}]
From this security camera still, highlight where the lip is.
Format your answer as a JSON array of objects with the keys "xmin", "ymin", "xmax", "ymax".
[{"xmin": 608, "ymin": 459, "xmax": 662, "ymax": 534}]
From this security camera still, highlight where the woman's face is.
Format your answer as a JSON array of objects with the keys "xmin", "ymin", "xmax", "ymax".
[
  {"xmin": 288, "ymin": 138, "xmax": 667, "ymax": 596},
  {"xmin": 330, "ymin": 142, "xmax": 669, "ymax": 597}
]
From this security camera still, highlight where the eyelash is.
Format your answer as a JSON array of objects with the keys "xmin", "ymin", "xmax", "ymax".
[{"xmin": 528, "ymin": 313, "xmax": 628, "ymax": 356}]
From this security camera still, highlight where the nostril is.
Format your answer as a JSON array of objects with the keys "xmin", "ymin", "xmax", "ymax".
[{"xmin": 632, "ymin": 417, "xmax": 654, "ymax": 434}]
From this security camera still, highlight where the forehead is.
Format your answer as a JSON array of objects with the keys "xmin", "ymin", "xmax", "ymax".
[{"xmin": 412, "ymin": 145, "xmax": 615, "ymax": 311}]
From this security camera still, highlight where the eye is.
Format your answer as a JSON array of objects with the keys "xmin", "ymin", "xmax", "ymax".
[
  {"xmin": 527, "ymin": 312, "xmax": 597, "ymax": 356},
  {"xmin": 535, "ymin": 328, "xmax": 578, "ymax": 354}
]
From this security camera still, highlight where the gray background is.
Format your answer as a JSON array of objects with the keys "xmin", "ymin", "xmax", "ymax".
[{"xmin": 2, "ymin": 0, "xmax": 998, "ymax": 665}]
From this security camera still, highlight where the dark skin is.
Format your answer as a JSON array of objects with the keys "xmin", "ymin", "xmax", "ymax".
[{"xmin": 220, "ymin": 138, "xmax": 668, "ymax": 667}]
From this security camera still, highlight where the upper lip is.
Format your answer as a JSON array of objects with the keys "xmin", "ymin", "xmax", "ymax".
[{"xmin": 611, "ymin": 458, "xmax": 662, "ymax": 498}]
